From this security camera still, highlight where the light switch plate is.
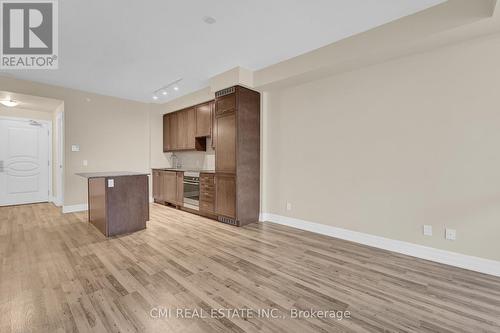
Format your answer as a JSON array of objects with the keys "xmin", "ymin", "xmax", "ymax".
[
  {"xmin": 445, "ymin": 228, "xmax": 457, "ymax": 241},
  {"xmin": 107, "ymin": 179, "xmax": 114, "ymax": 188},
  {"xmin": 83, "ymin": 160, "xmax": 88, "ymax": 166},
  {"xmin": 423, "ymin": 225, "xmax": 432, "ymax": 236},
  {"xmin": 71, "ymin": 145, "xmax": 80, "ymax": 152}
]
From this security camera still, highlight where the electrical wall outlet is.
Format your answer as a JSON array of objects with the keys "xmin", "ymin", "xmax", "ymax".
[
  {"xmin": 445, "ymin": 228, "xmax": 457, "ymax": 241},
  {"xmin": 83, "ymin": 160, "xmax": 88, "ymax": 166},
  {"xmin": 107, "ymin": 179, "xmax": 114, "ymax": 188},
  {"xmin": 423, "ymin": 225, "xmax": 433, "ymax": 236},
  {"xmin": 286, "ymin": 202, "xmax": 292, "ymax": 211}
]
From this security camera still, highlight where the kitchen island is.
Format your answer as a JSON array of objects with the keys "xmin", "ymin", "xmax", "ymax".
[{"xmin": 77, "ymin": 172, "xmax": 149, "ymax": 237}]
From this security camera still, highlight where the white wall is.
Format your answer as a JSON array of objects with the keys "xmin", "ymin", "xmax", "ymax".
[{"xmin": 262, "ymin": 33, "xmax": 500, "ymax": 261}]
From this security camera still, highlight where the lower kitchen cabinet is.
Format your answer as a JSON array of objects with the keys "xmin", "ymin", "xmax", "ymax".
[
  {"xmin": 152, "ymin": 170, "xmax": 163, "ymax": 201},
  {"xmin": 176, "ymin": 172, "xmax": 184, "ymax": 205},
  {"xmin": 215, "ymin": 173, "xmax": 236, "ymax": 219},
  {"xmin": 200, "ymin": 173, "xmax": 215, "ymax": 214},
  {"xmin": 153, "ymin": 170, "xmax": 183, "ymax": 206}
]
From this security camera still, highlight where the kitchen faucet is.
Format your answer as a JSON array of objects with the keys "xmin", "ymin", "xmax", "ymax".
[{"xmin": 170, "ymin": 153, "xmax": 182, "ymax": 168}]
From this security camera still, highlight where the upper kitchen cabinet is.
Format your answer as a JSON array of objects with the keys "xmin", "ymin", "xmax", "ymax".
[
  {"xmin": 163, "ymin": 115, "xmax": 170, "ymax": 152},
  {"xmin": 195, "ymin": 101, "xmax": 212, "ymax": 138},
  {"xmin": 214, "ymin": 86, "xmax": 260, "ymax": 227},
  {"xmin": 163, "ymin": 105, "xmax": 208, "ymax": 152}
]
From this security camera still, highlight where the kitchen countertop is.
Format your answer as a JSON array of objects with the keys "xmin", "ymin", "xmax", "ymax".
[
  {"xmin": 76, "ymin": 172, "xmax": 150, "ymax": 179},
  {"xmin": 152, "ymin": 168, "xmax": 215, "ymax": 174}
]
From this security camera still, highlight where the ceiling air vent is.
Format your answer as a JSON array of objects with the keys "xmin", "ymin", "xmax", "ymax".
[{"xmin": 215, "ymin": 87, "xmax": 235, "ymax": 98}]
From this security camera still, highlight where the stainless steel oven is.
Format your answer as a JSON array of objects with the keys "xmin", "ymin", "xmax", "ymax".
[{"xmin": 183, "ymin": 171, "xmax": 200, "ymax": 210}]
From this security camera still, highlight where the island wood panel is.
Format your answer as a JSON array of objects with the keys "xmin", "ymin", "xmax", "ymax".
[
  {"xmin": 88, "ymin": 177, "xmax": 107, "ymax": 235},
  {"xmin": 106, "ymin": 175, "xmax": 148, "ymax": 236}
]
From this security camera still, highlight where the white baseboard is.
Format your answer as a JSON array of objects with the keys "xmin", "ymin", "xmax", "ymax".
[
  {"xmin": 259, "ymin": 213, "xmax": 500, "ymax": 277},
  {"xmin": 62, "ymin": 203, "xmax": 88, "ymax": 214},
  {"xmin": 50, "ymin": 196, "xmax": 63, "ymax": 207}
]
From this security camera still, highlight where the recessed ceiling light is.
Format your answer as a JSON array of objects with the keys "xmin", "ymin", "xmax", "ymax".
[
  {"xmin": 152, "ymin": 95, "xmax": 159, "ymax": 100},
  {"xmin": 202, "ymin": 16, "xmax": 216, "ymax": 25},
  {"xmin": 162, "ymin": 91, "xmax": 168, "ymax": 96},
  {"xmin": 173, "ymin": 86, "xmax": 179, "ymax": 91},
  {"xmin": 0, "ymin": 99, "xmax": 18, "ymax": 107}
]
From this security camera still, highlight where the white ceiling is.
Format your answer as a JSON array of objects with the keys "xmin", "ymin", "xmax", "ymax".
[
  {"xmin": 0, "ymin": 0, "xmax": 444, "ymax": 103},
  {"xmin": 0, "ymin": 91, "xmax": 63, "ymax": 112}
]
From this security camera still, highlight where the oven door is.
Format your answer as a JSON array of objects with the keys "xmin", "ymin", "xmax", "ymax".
[{"xmin": 183, "ymin": 177, "xmax": 200, "ymax": 210}]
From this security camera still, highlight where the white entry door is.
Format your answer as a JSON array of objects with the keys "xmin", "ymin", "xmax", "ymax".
[{"xmin": 0, "ymin": 118, "xmax": 50, "ymax": 206}]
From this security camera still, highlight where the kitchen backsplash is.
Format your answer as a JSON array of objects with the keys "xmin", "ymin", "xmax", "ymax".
[{"xmin": 171, "ymin": 137, "xmax": 215, "ymax": 170}]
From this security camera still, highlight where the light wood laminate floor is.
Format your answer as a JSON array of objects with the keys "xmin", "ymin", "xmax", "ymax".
[{"xmin": 1, "ymin": 203, "xmax": 500, "ymax": 333}]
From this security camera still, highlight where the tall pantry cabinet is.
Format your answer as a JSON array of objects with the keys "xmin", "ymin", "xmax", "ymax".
[{"xmin": 214, "ymin": 86, "xmax": 260, "ymax": 226}]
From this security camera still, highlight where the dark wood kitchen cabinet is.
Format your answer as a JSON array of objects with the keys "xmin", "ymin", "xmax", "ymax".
[
  {"xmin": 163, "ymin": 112, "xmax": 178, "ymax": 152},
  {"xmin": 200, "ymin": 173, "xmax": 215, "ymax": 214},
  {"xmin": 163, "ymin": 115, "xmax": 171, "ymax": 152},
  {"xmin": 211, "ymin": 101, "xmax": 216, "ymax": 149},
  {"xmin": 163, "ymin": 103, "xmax": 212, "ymax": 152},
  {"xmin": 215, "ymin": 113, "xmax": 236, "ymax": 173},
  {"xmin": 162, "ymin": 171, "xmax": 177, "ymax": 204},
  {"xmin": 176, "ymin": 172, "xmax": 184, "ymax": 205},
  {"xmin": 196, "ymin": 101, "xmax": 212, "ymax": 137},
  {"xmin": 179, "ymin": 107, "xmax": 196, "ymax": 150},
  {"xmin": 153, "ymin": 170, "xmax": 183, "ymax": 206},
  {"xmin": 215, "ymin": 173, "xmax": 236, "ymax": 219},
  {"xmin": 152, "ymin": 169, "xmax": 163, "ymax": 201},
  {"xmin": 214, "ymin": 86, "xmax": 260, "ymax": 226}
]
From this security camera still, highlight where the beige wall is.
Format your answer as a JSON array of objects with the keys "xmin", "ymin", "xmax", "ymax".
[
  {"xmin": 262, "ymin": 33, "xmax": 500, "ymax": 261},
  {"xmin": 0, "ymin": 77, "xmax": 151, "ymax": 206}
]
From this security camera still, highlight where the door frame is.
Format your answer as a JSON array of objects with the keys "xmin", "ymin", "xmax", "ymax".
[
  {"xmin": 55, "ymin": 111, "xmax": 64, "ymax": 206},
  {"xmin": 0, "ymin": 116, "xmax": 53, "ymax": 204}
]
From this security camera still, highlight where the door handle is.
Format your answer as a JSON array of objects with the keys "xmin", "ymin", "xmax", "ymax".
[{"xmin": 0, "ymin": 160, "xmax": 4, "ymax": 172}]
